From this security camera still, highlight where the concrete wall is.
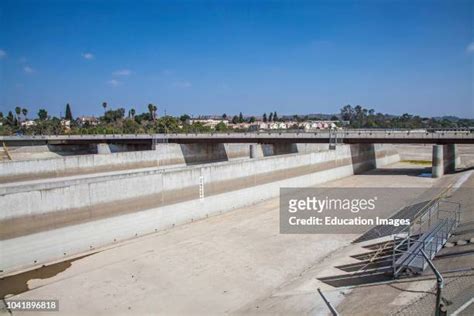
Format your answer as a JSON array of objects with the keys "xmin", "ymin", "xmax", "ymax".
[
  {"xmin": 0, "ymin": 144, "xmax": 399, "ymax": 274},
  {"xmin": 0, "ymin": 143, "xmax": 276, "ymax": 182},
  {"xmin": 0, "ymin": 143, "xmax": 333, "ymax": 183}
]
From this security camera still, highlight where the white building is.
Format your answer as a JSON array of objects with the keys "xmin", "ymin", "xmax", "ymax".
[
  {"xmin": 20, "ymin": 120, "xmax": 37, "ymax": 127},
  {"xmin": 76, "ymin": 116, "xmax": 99, "ymax": 126},
  {"xmin": 187, "ymin": 118, "xmax": 229, "ymax": 128}
]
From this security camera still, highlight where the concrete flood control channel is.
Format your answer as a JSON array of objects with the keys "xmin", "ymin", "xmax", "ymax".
[
  {"xmin": 0, "ymin": 160, "xmax": 448, "ymax": 315},
  {"xmin": 0, "ymin": 144, "xmax": 399, "ymax": 275},
  {"xmin": 1, "ymin": 148, "xmax": 471, "ymax": 315}
]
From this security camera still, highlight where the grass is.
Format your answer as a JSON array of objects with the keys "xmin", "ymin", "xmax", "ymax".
[{"xmin": 401, "ymin": 160, "xmax": 432, "ymax": 166}]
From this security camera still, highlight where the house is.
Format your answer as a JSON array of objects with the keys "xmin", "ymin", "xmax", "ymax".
[
  {"xmin": 76, "ymin": 116, "xmax": 99, "ymax": 126},
  {"xmin": 61, "ymin": 119, "xmax": 71, "ymax": 130},
  {"xmin": 20, "ymin": 120, "xmax": 37, "ymax": 127},
  {"xmin": 187, "ymin": 118, "xmax": 229, "ymax": 128}
]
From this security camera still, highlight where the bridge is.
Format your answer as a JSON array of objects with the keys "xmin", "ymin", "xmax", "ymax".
[
  {"xmin": 1, "ymin": 129, "xmax": 473, "ymax": 145},
  {"xmin": 1, "ymin": 129, "xmax": 472, "ymax": 178}
]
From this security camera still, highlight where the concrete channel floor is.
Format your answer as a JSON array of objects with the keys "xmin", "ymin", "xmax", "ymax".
[{"xmin": 1, "ymin": 162, "xmax": 467, "ymax": 316}]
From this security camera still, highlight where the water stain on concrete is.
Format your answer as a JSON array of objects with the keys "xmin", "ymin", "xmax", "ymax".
[{"xmin": 0, "ymin": 253, "xmax": 95, "ymax": 298}]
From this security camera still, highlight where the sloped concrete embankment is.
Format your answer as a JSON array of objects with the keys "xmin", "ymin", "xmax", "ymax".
[
  {"xmin": 0, "ymin": 143, "xmax": 330, "ymax": 183},
  {"xmin": 0, "ymin": 144, "xmax": 399, "ymax": 274}
]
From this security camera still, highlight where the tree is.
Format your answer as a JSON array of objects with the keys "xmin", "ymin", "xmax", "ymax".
[
  {"xmin": 15, "ymin": 107, "xmax": 21, "ymax": 124},
  {"xmin": 65, "ymin": 104, "xmax": 73, "ymax": 120},
  {"xmin": 179, "ymin": 114, "xmax": 190, "ymax": 123},
  {"xmin": 215, "ymin": 121, "xmax": 228, "ymax": 132},
  {"xmin": 249, "ymin": 116, "xmax": 256, "ymax": 123},
  {"xmin": 239, "ymin": 112, "xmax": 244, "ymax": 123},
  {"xmin": 148, "ymin": 104, "xmax": 157, "ymax": 121},
  {"xmin": 38, "ymin": 109, "xmax": 48, "ymax": 121},
  {"xmin": 222, "ymin": 113, "xmax": 227, "ymax": 119},
  {"xmin": 102, "ymin": 102, "xmax": 107, "ymax": 114},
  {"xmin": 263, "ymin": 113, "xmax": 267, "ymax": 122},
  {"xmin": 340, "ymin": 105, "xmax": 355, "ymax": 122},
  {"xmin": 22, "ymin": 108, "xmax": 28, "ymax": 120},
  {"xmin": 232, "ymin": 115, "xmax": 239, "ymax": 124},
  {"xmin": 0, "ymin": 112, "xmax": 3, "ymax": 120},
  {"xmin": 130, "ymin": 108, "xmax": 136, "ymax": 118},
  {"xmin": 7, "ymin": 111, "xmax": 14, "ymax": 125},
  {"xmin": 269, "ymin": 112, "xmax": 273, "ymax": 122},
  {"xmin": 103, "ymin": 108, "xmax": 125, "ymax": 123},
  {"xmin": 273, "ymin": 111, "xmax": 278, "ymax": 122}
]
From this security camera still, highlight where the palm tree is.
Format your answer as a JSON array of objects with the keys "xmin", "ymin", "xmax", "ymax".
[
  {"xmin": 22, "ymin": 108, "xmax": 28, "ymax": 120},
  {"xmin": 15, "ymin": 106, "xmax": 21, "ymax": 119},
  {"xmin": 148, "ymin": 103, "xmax": 157, "ymax": 121},
  {"xmin": 130, "ymin": 108, "xmax": 136, "ymax": 119},
  {"xmin": 102, "ymin": 102, "xmax": 107, "ymax": 114}
]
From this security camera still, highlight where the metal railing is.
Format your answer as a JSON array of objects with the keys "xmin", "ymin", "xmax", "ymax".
[{"xmin": 392, "ymin": 198, "xmax": 460, "ymax": 278}]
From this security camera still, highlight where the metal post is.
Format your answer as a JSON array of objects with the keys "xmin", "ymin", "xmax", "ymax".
[
  {"xmin": 420, "ymin": 250, "xmax": 444, "ymax": 316},
  {"xmin": 317, "ymin": 288, "xmax": 339, "ymax": 316}
]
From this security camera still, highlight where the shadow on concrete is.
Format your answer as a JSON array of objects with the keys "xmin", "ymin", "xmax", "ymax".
[
  {"xmin": 47, "ymin": 143, "xmax": 149, "ymax": 156},
  {"xmin": 262, "ymin": 143, "xmax": 299, "ymax": 157},
  {"xmin": 47, "ymin": 144, "xmax": 97, "ymax": 156},
  {"xmin": 453, "ymin": 166, "xmax": 474, "ymax": 174},
  {"xmin": 362, "ymin": 167, "xmax": 431, "ymax": 177},
  {"xmin": 350, "ymin": 144, "xmax": 377, "ymax": 175},
  {"xmin": 179, "ymin": 143, "xmax": 229, "ymax": 165}
]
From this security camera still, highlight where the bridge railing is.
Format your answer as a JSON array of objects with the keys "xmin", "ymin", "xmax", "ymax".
[{"xmin": 0, "ymin": 128, "xmax": 472, "ymax": 141}]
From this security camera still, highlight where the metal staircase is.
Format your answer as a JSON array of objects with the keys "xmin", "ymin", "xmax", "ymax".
[{"xmin": 392, "ymin": 198, "xmax": 460, "ymax": 278}]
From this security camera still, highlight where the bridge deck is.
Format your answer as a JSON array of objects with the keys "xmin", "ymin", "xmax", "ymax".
[{"xmin": 1, "ymin": 130, "xmax": 473, "ymax": 145}]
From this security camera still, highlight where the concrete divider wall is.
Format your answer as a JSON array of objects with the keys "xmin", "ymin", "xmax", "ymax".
[
  {"xmin": 1, "ymin": 145, "xmax": 356, "ymax": 218},
  {"xmin": 0, "ymin": 143, "xmax": 308, "ymax": 182},
  {"xmin": 0, "ymin": 144, "xmax": 399, "ymax": 274}
]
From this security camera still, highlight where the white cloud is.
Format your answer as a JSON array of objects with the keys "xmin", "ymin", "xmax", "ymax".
[
  {"xmin": 19, "ymin": 57, "xmax": 28, "ymax": 63},
  {"xmin": 173, "ymin": 80, "xmax": 192, "ymax": 88},
  {"xmin": 23, "ymin": 66, "xmax": 35, "ymax": 74},
  {"xmin": 467, "ymin": 42, "xmax": 474, "ymax": 53},
  {"xmin": 0, "ymin": 49, "xmax": 6, "ymax": 59},
  {"xmin": 82, "ymin": 52, "xmax": 94, "ymax": 60},
  {"xmin": 107, "ymin": 79, "xmax": 121, "ymax": 87},
  {"xmin": 112, "ymin": 69, "xmax": 132, "ymax": 76}
]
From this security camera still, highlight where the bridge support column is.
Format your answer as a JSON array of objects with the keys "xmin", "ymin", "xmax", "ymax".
[
  {"xmin": 432, "ymin": 145, "xmax": 444, "ymax": 178},
  {"xmin": 443, "ymin": 144, "xmax": 459, "ymax": 173},
  {"xmin": 97, "ymin": 143, "xmax": 112, "ymax": 154}
]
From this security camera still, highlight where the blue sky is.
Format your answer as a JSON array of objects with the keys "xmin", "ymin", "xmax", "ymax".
[{"xmin": 0, "ymin": 0, "xmax": 473, "ymax": 118}]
